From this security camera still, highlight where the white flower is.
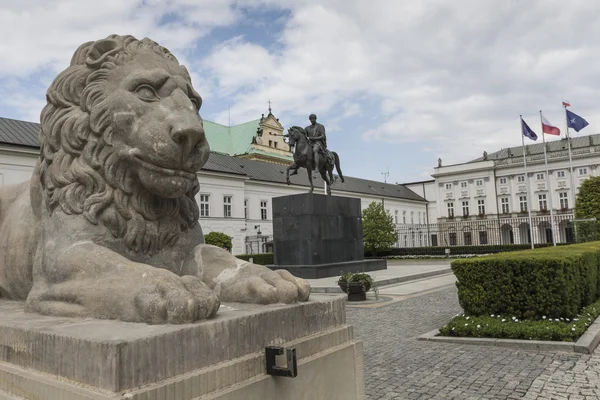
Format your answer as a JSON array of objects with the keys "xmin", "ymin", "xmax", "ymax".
[
  {"xmin": 574, "ymin": 318, "xmax": 579, "ymax": 321},
  {"xmin": 515, "ymin": 319, "xmax": 519, "ymax": 322},
  {"xmin": 502, "ymin": 319, "xmax": 506, "ymax": 322},
  {"xmin": 572, "ymin": 328, "xmax": 576, "ymax": 331},
  {"xmin": 542, "ymin": 316, "xmax": 546, "ymax": 319},
  {"xmin": 452, "ymin": 327, "xmax": 455, "ymax": 331},
  {"xmin": 491, "ymin": 314, "xmax": 495, "ymax": 317},
  {"xmin": 566, "ymin": 318, "xmax": 570, "ymax": 322},
  {"xmin": 477, "ymin": 325, "xmax": 481, "ymax": 329},
  {"xmin": 465, "ymin": 323, "xmax": 469, "ymax": 326},
  {"xmin": 512, "ymin": 316, "xmax": 516, "ymax": 320},
  {"xmin": 466, "ymin": 316, "xmax": 470, "ymax": 320},
  {"xmin": 555, "ymin": 319, "xmax": 559, "ymax": 322}
]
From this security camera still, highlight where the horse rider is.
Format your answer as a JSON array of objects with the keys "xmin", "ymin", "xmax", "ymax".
[{"xmin": 305, "ymin": 114, "xmax": 329, "ymax": 169}]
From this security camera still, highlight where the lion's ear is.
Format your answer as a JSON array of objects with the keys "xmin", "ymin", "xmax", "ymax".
[{"xmin": 85, "ymin": 39, "xmax": 121, "ymax": 69}]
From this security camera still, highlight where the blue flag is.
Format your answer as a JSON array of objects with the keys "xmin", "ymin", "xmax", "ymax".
[
  {"xmin": 566, "ymin": 109, "xmax": 589, "ymax": 132},
  {"xmin": 521, "ymin": 118, "xmax": 538, "ymax": 141}
]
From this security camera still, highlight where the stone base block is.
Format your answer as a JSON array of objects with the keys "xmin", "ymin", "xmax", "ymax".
[
  {"xmin": 0, "ymin": 296, "xmax": 364, "ymax": 400},
  {"xmin": 269, "ymin": 259, "xmax": 387, "ymax": 279}
]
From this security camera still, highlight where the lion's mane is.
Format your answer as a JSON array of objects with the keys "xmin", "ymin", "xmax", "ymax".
[{"xmin": 39, "ymin": 34, "xmax": 200, "ymax": 254}]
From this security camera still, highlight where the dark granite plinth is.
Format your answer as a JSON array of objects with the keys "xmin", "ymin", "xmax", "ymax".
[
  {"xmin": 272, "ymin": 193, "xmax": 364, "ymax": 266},
  {"xmin": 269, "ymin": 259, "xmax": 387, "ymax": 279}
]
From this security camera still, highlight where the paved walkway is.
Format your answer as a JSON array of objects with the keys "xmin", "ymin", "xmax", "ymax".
[
  {"xmin": 307, "ymin": 259, "xmax": 452, "ymax": 293},
  {"xmin": 346, "ymin": 273, "xmax": 600, "ymax": 399}
]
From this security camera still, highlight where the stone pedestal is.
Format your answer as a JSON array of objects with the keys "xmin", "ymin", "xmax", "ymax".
[
  {"xmin": 0, "ymin": 296, "xmax": 365, "ymax": 400},
  {"xmin": 269, "ymin": 193, "xmax": 386, "ymax": 278}
]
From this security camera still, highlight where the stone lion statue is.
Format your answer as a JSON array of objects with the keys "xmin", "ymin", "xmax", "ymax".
[{"xmin": 0, "ymin": 34, "xmax": 309, "ymax": 324}]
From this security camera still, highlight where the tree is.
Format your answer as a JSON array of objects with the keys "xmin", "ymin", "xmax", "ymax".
[
  {"xmin": 574, "ymin": 176, "xmax": 600, "ymax": 242},
  {"xmin": 204, "ymin": 231, "xmax": 233, "ymax": 251},
  {"xmin": 362, "ymin": 201, "xmax": 398, "ymax": 257}
]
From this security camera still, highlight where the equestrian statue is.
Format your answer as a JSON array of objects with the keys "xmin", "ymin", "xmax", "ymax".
[{"xmin": 284, "ymin": 114, "xmax": 344, "ymax": 195}]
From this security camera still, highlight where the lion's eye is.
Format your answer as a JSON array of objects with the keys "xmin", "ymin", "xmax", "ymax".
[
  {"xmin": 190, "ymin": 97, "xmax": 200, "ymax": 112},
  {"xmin": 135, "ymin": 85, "xmax": 159, "ymax": 102}
]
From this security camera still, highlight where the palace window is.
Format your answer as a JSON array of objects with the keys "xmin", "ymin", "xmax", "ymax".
[
  {"xmin": 445, "ymin": 183, "xmax": 452, "ymax": 190},
  {"xmin": 463, "ymin": 231, "xmax": 472, "ymax": 246},
  {"xmin": 499, "ymin": 177, "xmax": 507, "ymax": 184},
  {"xmin": 260, "ymin": 200, "xmax": 268, "ymax": 220},
  {"xmin": 579, "ymin": 167, "xmax": 588, "ymax": 176},
  {"xmin": 475, "ymin": 179, "xmax": 483, "ymax": 187},
  {"xmin": 223, "ymin": 196, "xmax": 232, "ymax": 217},
  {"xmin": 536, "ymin": 173, "xmax": 545, "ymax": 180},
  {"xmin": 200, "ymin": 194, "xmax": 210, "ymax": 217},
  {"xmin": 449, "ymin": 232, "xmax": 457, "ymax": 246},
  {"xmin": 559, "ymin": 192, "xmax": 568, "ymax": 209},
  {"xmin": 244, "ymin": 198, "xmax": 248, "ymax": 219},
  {"xmin": 501, "ymin": 198, "xmax": 509, "ymax": 214},
  {"xmin": 538, "ymin": 194, "xmax": 547, "ymax": 210},
  {"xmin": 460, "ymin": 181, "xmax": 468, "ymax": 188},
  {"xmin": 394, "ymin": 210, "xmax": 398, "ymax": 223},
  {"xmin": 462, "ymin": 201, "xmax": 469, "ymax": 216},
  {"xmin": 519, "ymin": 196, "xmax": 528, "ymax": 212},
  {"xmin": 447, "ymin": 203, "xmax": 454, "ymax": 218},
  {"xmin": 557, "ymin": 170, "xmax": 565, "ymax": 178},
  {"xmin": 402, "ymin": 210, "xmax": 406, "ymax": 224},
  {"xmin": 477, "ymin": 199, "xmax": 485, "ymax": 215},
  {"xmin": 479, "ymin": 231, "xmax": 488, "ymax": 245},
  {"xmin": 517, "ymin": 175, "xmax": 525, "ymax": 182}
]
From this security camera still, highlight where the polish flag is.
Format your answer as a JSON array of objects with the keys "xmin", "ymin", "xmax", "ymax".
[
  {"xmin": 562, "ymin": 101, "xmax": 571, "ymax": 107},
  {"xmin": 541, "ymin": 114, "xmax": 561, "ymax": 136}
]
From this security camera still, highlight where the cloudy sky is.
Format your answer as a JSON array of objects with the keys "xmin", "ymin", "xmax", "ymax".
[{"xmin": 1, "ymin": 0, "xmax": 599, "ymax": 184}]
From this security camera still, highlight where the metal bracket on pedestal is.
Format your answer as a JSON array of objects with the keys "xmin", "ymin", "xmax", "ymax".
[{"xmin": 265, "ymin": 346, "xmax": 297, "ymax": 378}]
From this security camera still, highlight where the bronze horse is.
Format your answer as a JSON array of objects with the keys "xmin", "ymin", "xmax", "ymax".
[{"xmin": 284, "ymin": 126, "xmax": 344, "ymax": 194}]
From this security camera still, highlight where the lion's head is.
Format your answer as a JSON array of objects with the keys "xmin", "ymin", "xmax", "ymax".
[{"xmin": 39, "ymin": 34, "xmax": 210, "ymax": 254}]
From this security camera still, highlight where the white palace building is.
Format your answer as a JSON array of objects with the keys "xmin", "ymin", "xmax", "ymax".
[{"xmin": 0, "ymin": 109, "xmax": 596, "ymax": 254}]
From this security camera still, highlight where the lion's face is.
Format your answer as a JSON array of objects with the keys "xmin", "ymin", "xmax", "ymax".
[{"xmin": 101, "ymin": 51, "xmax": 209, "ymax": 198}]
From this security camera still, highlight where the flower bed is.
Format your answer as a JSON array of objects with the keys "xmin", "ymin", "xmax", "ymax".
[{"xmin": 439, "ymin": 299, "xmax": 600, "ymax": 342}]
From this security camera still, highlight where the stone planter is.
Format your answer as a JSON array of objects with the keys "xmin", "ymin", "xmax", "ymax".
[{"xmin": 338, "ymin": 280, "xmax": 369, "ymax": 301}]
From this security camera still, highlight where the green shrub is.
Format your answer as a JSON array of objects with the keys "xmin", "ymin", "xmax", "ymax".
[
  {"xmin": 438, "ymin": 298, "xmax": 600, "ymax": 342},
  {"xmin": 451, "ymin": 242, "xmax": 600, "ymax": 320},
  {"xmin": 235, "ymin": 253, "xmax": 274, "ymax": 265},
  {"xmin": 368, "ymin": 243, "xmax": 560, "ymax": 258},
  {"xmin": 204, "ymin": 232, "xmax": 232, "ymax": 251}
]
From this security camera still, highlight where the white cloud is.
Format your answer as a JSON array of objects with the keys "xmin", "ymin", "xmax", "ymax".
[
  {"xmin": 202, "ymin": 0, "xmax": 600, "ymax": 170},
  {"xmin": 4, "ymin": 0, "xmax": 600, "ymax": 182},
  {"xmin": 0, "ymin": 0, "xmax": 241, "ymax": 121}
]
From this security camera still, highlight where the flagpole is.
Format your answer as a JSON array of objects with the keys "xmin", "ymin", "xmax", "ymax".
[
  {"xmin": 563, "ymin": 104, "xmax": 576, "ymax": 210},
  {"xmin": 540, "ymin": 110, "xmax": 557, "ymax": 246},
  {"xmin": 521, "ymin": 115, "xmax": 535, "ymax": 249}
]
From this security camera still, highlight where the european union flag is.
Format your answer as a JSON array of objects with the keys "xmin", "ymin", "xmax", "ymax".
[
  {"xmin": 521, "ymin": 118, "xmax": 538, "ymax": 141},
  {"xmin": 566, "ymin": 109, "xmax": 589, "ymax": 132}
]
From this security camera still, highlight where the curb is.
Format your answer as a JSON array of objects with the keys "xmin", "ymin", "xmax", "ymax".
[
  {"xmin": 417, "ymin": 315, "xmax": 600, "ymax": 354},
  {"xmin": 310, "ymin": 268, "xmax": 453, "ymax": 293}
]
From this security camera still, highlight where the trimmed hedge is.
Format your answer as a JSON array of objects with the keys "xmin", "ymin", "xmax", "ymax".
[
  {"xmin": 235, "ymin": 253, "xmax": 274, "ymax": 265},
  {"xmin": 370, "ymin": 243, "xmax": 561, "ymax": 258},
  {"xmin": 451, "ymin": 242, "xmax": 600, "ymax": 320}
]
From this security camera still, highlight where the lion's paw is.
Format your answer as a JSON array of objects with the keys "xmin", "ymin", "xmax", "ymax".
[
  {"xmin": 219, "ymin": 269, "xmax": 310, "ymax": 305},
  {"xmin": 134, "ymin": 274, "xmax": 220, "ymax": 324}
]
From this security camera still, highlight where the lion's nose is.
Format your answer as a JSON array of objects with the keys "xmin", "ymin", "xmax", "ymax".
[{"xmin": 170, "ymin": 122, "xmax": 205, "ymax": 162}]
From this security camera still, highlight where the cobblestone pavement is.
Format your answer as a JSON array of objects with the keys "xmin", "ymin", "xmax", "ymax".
[{"xmin": 347, "ymin": 286, "xmax": 600, "ymax": 400}]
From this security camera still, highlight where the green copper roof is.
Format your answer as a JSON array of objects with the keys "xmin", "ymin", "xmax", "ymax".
[{"xmin": 203, "ymin": 119, "xmax": 261, "ymax": 156}]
